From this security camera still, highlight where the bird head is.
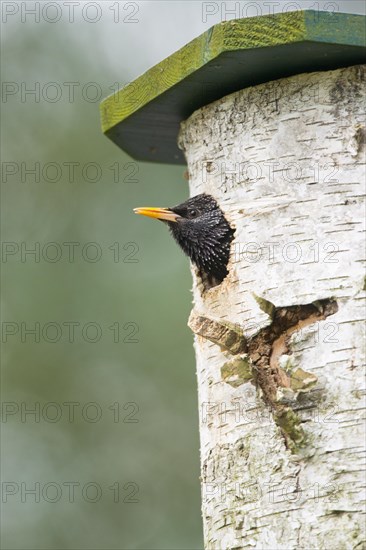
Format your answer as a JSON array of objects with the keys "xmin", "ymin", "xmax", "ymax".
[{"xmin": 134, "ymin": 194, "xmax": 235, "ymax": 287}]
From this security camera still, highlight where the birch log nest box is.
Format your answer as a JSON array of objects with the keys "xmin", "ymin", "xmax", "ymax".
[{"xmin": 101, "ymin": 11, "xmax": 366, "ymax": 550}]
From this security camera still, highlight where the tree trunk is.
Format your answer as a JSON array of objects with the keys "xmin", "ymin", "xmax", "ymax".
[{"xmin": 178, "ymin": 65, "xmax": 365, "ymax": 550}]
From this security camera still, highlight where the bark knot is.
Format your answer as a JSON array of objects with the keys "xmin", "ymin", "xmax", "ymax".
[{"xmin": 188, "ymin": 298, "xmax": 338, "ymax": 452}]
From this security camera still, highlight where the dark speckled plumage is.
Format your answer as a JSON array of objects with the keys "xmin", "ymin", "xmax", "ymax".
[{"xmin": 167, "ymin": 194, "xmax": 235, "ymax": 286}]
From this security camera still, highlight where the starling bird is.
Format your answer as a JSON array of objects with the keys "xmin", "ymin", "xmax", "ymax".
[{"xmin": 134, "ymin": 193, "xmax": 235, "ymax": 287}]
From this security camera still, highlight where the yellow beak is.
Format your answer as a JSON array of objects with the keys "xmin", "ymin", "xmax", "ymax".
[{"xmin": 133, "ymin": 206, "xmax": 180, "ymax": 222}]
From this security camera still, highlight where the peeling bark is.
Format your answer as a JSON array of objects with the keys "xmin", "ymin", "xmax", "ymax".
[{"xmin": 179, "ymin": 65, "xmax": 365, "ymax": 549}]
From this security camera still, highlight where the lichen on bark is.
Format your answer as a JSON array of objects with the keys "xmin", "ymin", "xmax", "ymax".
[{"xmin": 189, "ymin": 298, "xmax": 338, "ymax": 452}]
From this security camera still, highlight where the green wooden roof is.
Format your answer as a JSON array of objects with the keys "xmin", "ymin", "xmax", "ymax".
[{"xmin": 100, "ymin": 10, "xmax": 366, "ymax": 165}]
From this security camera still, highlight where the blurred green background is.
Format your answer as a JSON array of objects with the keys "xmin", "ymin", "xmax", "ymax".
[
  {"xmin": 1, "ymin": 3, "xmax": 205, "ymax": 549},
  {"xmin": 1, "ymin": 1, "xmax": 364, "ymax": 549}
]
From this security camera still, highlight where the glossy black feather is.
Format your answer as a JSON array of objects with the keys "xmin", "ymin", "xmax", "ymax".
[{"xmin": 166, "ymin": 194, "xmax": 235, "ymax": 286}]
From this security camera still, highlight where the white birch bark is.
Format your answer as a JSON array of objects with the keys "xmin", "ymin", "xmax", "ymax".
[{"xmin": 178, "ymin": 65, "xmax": 366, "ymax": 550}]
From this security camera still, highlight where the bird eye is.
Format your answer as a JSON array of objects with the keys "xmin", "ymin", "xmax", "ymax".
[{"xmin": 188, "ymin": 209, "xmax": 197, "ymax": 218}]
